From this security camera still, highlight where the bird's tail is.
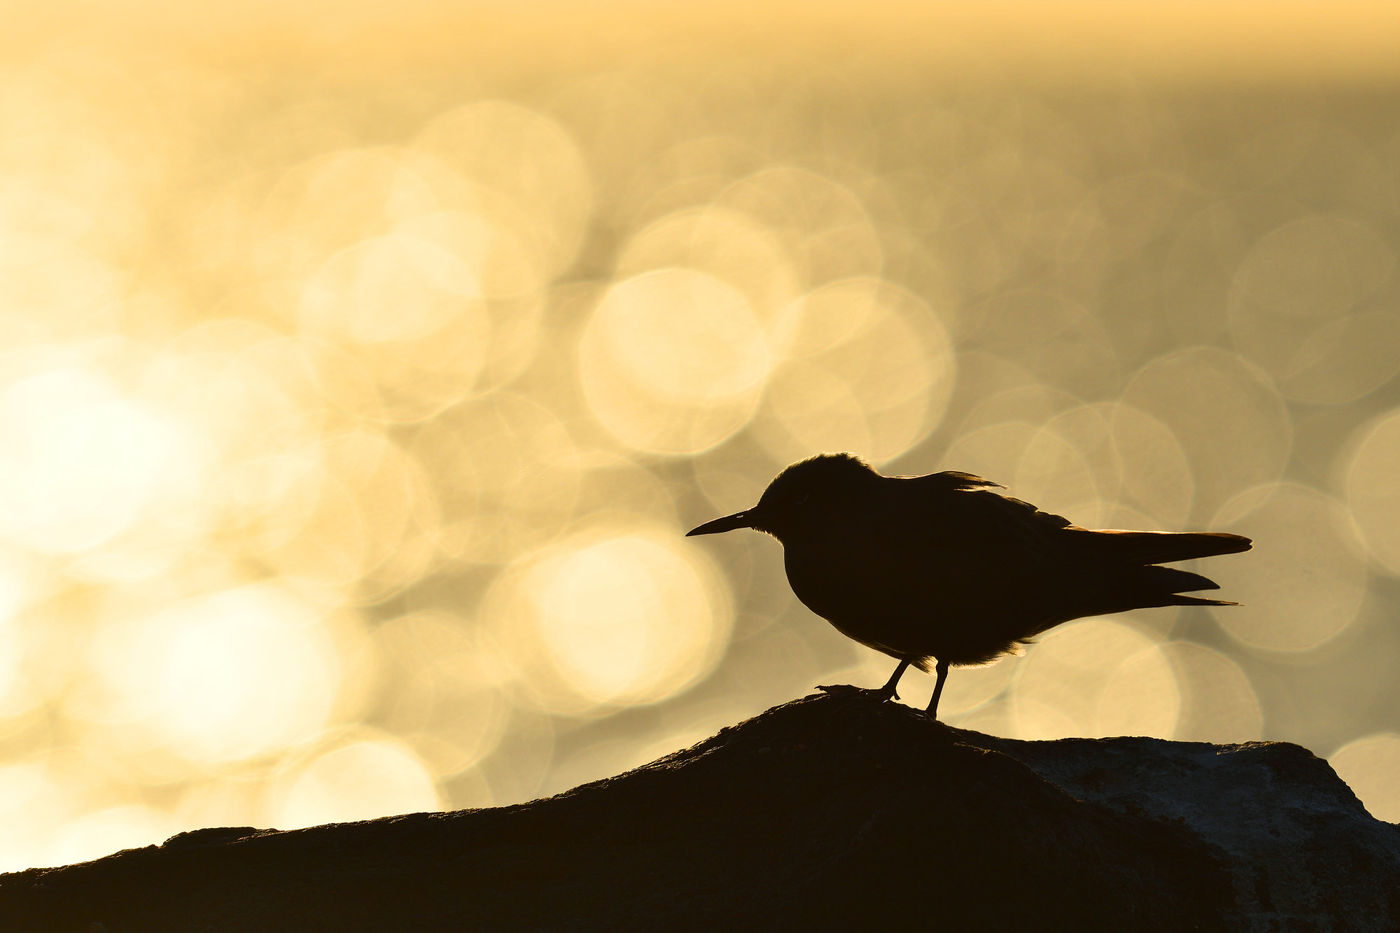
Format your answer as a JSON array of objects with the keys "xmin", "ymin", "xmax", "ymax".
[
  {"xmin": 1134, "ymin": 565, "xmax": 1239, "ymax": 607},
  {"xmin": 1171, "ymin": 594, "xmax": 1240, "ymax": 607},
  {"xmin": 1077, "ymin": 529, "xmax": 1252, "ymax": 564}
]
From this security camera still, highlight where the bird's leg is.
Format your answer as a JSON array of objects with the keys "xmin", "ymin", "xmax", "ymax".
[
  {"xmin": 873, "ymin": 658, "xmax": 910, "ymax": 702},
  {"xmin": 926, "ymin": 659, "xmax": 950, "ymax": 719},
  {"xmin": 818, "ymin": 658, "xmax": 910, "ymax": 702}
]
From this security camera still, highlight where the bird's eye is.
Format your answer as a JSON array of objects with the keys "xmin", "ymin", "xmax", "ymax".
[{"xmin": 794, "ymin": 493, "xmax": 810, "ymax": 506}]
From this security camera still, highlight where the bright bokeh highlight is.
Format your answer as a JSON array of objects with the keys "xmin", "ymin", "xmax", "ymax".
[
  {"xmin": 87, "ymin": 583, "xmax": 347, "ymax": 766},
  {"xmin": 580, "ymin": 268, "xmax": 771, "ymax": 454},
  {"xmin": 273, "ymin": 735, "xmax": 442, "ymax": 830},
  {"xmin": 484, "ymin": 525, "xmax": 732, "ymax": 713},
  {"xmin": 1345, "ymin": 409, "xmax": 1400, "ymax": 576},
  {"xmin": 1209, "ymin": 483, "xmax": 1368, "ymax": 654},
  {"xmin": 1009, "ymin": 618, "xmax": 1180, "ymax": 740},
  {"xmin": 1329, "ymin": 734, "xmax": 1400, "ymax": 823}
]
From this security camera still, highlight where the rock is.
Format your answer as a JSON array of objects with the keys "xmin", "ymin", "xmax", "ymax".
[{"xmin": 1, "ymin": 692, "xmax": 1395, "ymax": 931}]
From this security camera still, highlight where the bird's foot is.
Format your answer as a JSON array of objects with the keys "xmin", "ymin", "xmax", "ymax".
[{"xmin": 817, "ymin": 683, "xmax": 899, "ymax": 702}]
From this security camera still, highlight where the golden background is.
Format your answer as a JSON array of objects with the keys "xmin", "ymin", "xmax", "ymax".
[{"xmin": 2, "ymin": 1, "xmax": 1399, "ymax": 869}]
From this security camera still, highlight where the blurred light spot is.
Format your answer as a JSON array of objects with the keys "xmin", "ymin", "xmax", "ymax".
[
  {"xmin": 546, "ymin": 737, "xmax": 658, "ymax": 795},
  {"xmin": 755, "ymin": 278, "xmax": 954, "ymax": 463},
  {"xmin": 0, "ymin": 552, "xmax": 40, "ymax": 723},
  {"xmin": 617, "ymin": 205, "xmax": 800, "ymax": 321},
  {"xmin": 933, "ymin": 138, "xmax": 1094, "ymax": 298},
  {"xmin": 1, "ymin": 51, "xmax": 166, "ymax": 210},
  {"xmin": 50, "ymin": 805, "xmax": 172, "ymax": 870},
  {"xmin": 374, "ymin": 612, "xmax": 508, "ymax": 774},
  {"xmin": 1096, "ymin": 645, "xmax": 1181, "ymax": 737},
  {"xmin": 174, "ymin": 776, "xmax": 267, "ymax": 838},
  {"xmin": 1345, "ymin": 409, "xmax": 1400, "ymax": 575},
  {"xmin": 715, "ymin": 166, "xmax": 882, "ymax": 287},
  {"xmin": 1015, "ymin": 428, "xmax": 1100, "ymax": 519},
  {"xmin": 580, "ymin": 268, "xmax": 771, "ymax": 455},
  {"xmin": 1160, "ymin": 641, "xmax": 1262, "ymax": 743},
  {"xmin": 0, "ymin": 365, "xmax": 189, "ymax": 554},
  {"xmin": 148, "ymin": 323, "xmax": 333, "ymax": 461},
  {"xmin": 571, "ymin": 451, "xmax": 680, "ymax": 527},
  {"xmin": 951, "ymin": 697, "xmax": 1018, "ymax": 737},
  {"xmin": 530, "ymin": 530, "xmax": 723, "ymax": 707},
  {"xmin": 300, "ymin": 233, "xmax": 493, "ymax": 422},
  {"xmin": 965, "ymin": 289, "xmax": 1120, "ymax": 397},
  {"xmin": 1209, "ymin": 483, "xmax": 1367, "ymax": 654},
  {"xmin": 0, "ymin": 611, "xmax": 31, "ymax": 722},
  {"xmin": 0, "ymin": 232, "xmax": 123, "ymax": 339},
  {"xmin": 400, "ymin": 209, "xmax": 548, "ymax": 393},
  {"xmin": 413, "ymin": 393, "xmax": 582, "ymax": 564},
  {"xmin": 943, "ymin": 350, "xmax": 1041, "ymax": 411},
  {"xmin": 634, "ymin": 698, "xmax": 758, "ymax": 766},
  {"xmin": 257, "ymin": 147, "xmax": 470, "ymax": 301},
  {"xmin": 77, "ymin": 332, "xmax": 339, "ymax": 583},
  {"xmin": 1160, "ymin": 202, "xmax": 1250, "ymax": 346},
  {"xmin": 440, "ymin": 764, "xmax": 496, "ymax": 812},
  {"xmin": 471, "ymin": 706, "xmax": 558, "ymax": 805},
  {"xmin": 91, "ymin": 583, "xmax": 345, "ymax": 765},
  {"xmin": 942, "ymin": 420, "xmax": 1038, "ymax": 485},
  {"xmin": 483, "ymin": 525, "xmax": 732, "ymax": 714},
  {"xmin": 273, "ymin": 734, "xmax": 441, "ymax": 830},
  {"xmin": 415, "ymin": 100, "xmax": 592, "ymax": 278},
  {"xmin": 251, "ymin": 431, "xmax": 440, "ymax": 600},
  {"xmin": 254, "ymin": 144, "xmax": 548, "ymax": 411},
  {"xmin": 942, "ymin": 657, "xmax": 1018, "ymax": 715},
  {"xmin": 1233, "ymin": 214, "xmax": 1392, "ymax": 321},
  {"xmin": 1091, "ymin": 170, "xmax": 1190, "ymax": 261},
  {"xmin": 1012, "ymin": 405, "xmax": 1124, "ymax": 524},
  {"xmin": 614, "ymin": 134, "xmax": 765, "ymax": 225},
  {"xmin": 303, "ymin": 231, "xmax": 487, "ymax": 339},
  {"xmin": 1121, "ymin": 347, "xmax": 1291, "ymax": 520},
  {"xmin": 1107, "ymin": 403, "xmax": 1194, "ymax": 528},
  {"xmin": 1329, "ymin": 733, "xmax": 1400, "ymax": 822},
  {"xmin": 0, "ymin": 758, "xmax": 69, "ymax": 871},
  {"xmin": 1229, "ymin": 214, "xmax": 1400, "ymax": 404},
  {"xmin": 1010, "ymin": 618, "xmax": 1179, "ymax": 739},
  {"xmin": 955, "ymin": 382, "xmax": 1081, "ymax": 440}
]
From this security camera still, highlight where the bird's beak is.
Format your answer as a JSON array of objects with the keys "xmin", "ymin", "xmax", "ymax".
[{"xmin": 685, "ymin": 509, "xmax": 756, "ymax": 536}]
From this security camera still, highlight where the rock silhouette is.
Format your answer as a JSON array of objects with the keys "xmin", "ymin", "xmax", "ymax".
[{"xmin": 2, "ymin": 692, "xmax": 1394, "ymax": 931}]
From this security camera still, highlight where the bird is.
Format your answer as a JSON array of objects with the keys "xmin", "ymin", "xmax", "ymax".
[{"xmin": 686, "ymin": 453, "xmax": 1251, "ymax": 719}]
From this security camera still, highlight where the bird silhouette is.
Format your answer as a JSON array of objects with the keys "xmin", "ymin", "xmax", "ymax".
[{"xmin": 687, "ymin": 453, "xmax": 1251, "ymax": 719}]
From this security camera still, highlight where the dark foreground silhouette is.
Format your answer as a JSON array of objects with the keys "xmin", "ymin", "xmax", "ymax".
[
  {"xmin": 3, "ymin": 693, "xmax": 1395, "ymax": 931},
  {"xmin": 689, "ymin": 454, "xmax": 1251, "ymax": 716}
]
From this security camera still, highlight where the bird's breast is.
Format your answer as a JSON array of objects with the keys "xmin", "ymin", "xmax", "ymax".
[
  {"xmin": 777, "ymin": 526, "xmax": 1054, "ymax": 664},
  {"xmin": 781, "ymin": 534, "xmax": 930, "ymax": 632}
]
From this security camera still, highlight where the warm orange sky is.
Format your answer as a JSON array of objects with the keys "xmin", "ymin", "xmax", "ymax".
[{"xmin": 8, "ymin": 1, "xmax": 1400, "ymax": 82}]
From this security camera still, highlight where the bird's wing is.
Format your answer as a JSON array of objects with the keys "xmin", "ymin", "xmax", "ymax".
[
  {"xmin": 908, "ymin": 470, "xmax": 1005, "ymax": 492},
  {"xmin": 855, "ymin": 480, "xmax": 1088, "ymax": 653},
  {"xmin": 883, "ymin": 478, "xmax": 1076, "ymax": 573},
  {"xmin": 947, "ymin": 486, "xmax": 1075, "ymax": 538}
]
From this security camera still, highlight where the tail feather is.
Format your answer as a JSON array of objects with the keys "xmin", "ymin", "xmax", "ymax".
[
  {"xmin": 1073, "ymin": 528, "xmax": 1252, "ymax": 565},
  {"xmin": 1171, "ymin": 594, "xmax": 1240, "ymax": 607},
  {"xmin": 1128, "ymin": 564, "xmax": 1237, "ymax": 610},
  {"xmin": 1142, "ymin": 564, "xmax": 1218, "ymax": 593}
]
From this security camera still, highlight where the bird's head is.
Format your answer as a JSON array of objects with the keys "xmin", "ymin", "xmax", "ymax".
[{"xmin": 686, "ymin": 453, "xmax": 879, "ymax": 543}]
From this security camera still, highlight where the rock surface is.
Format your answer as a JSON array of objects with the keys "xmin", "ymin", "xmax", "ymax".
[{"xmin": 2, "ymin": 691, "xmax": 1396, "ymax": 931}]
